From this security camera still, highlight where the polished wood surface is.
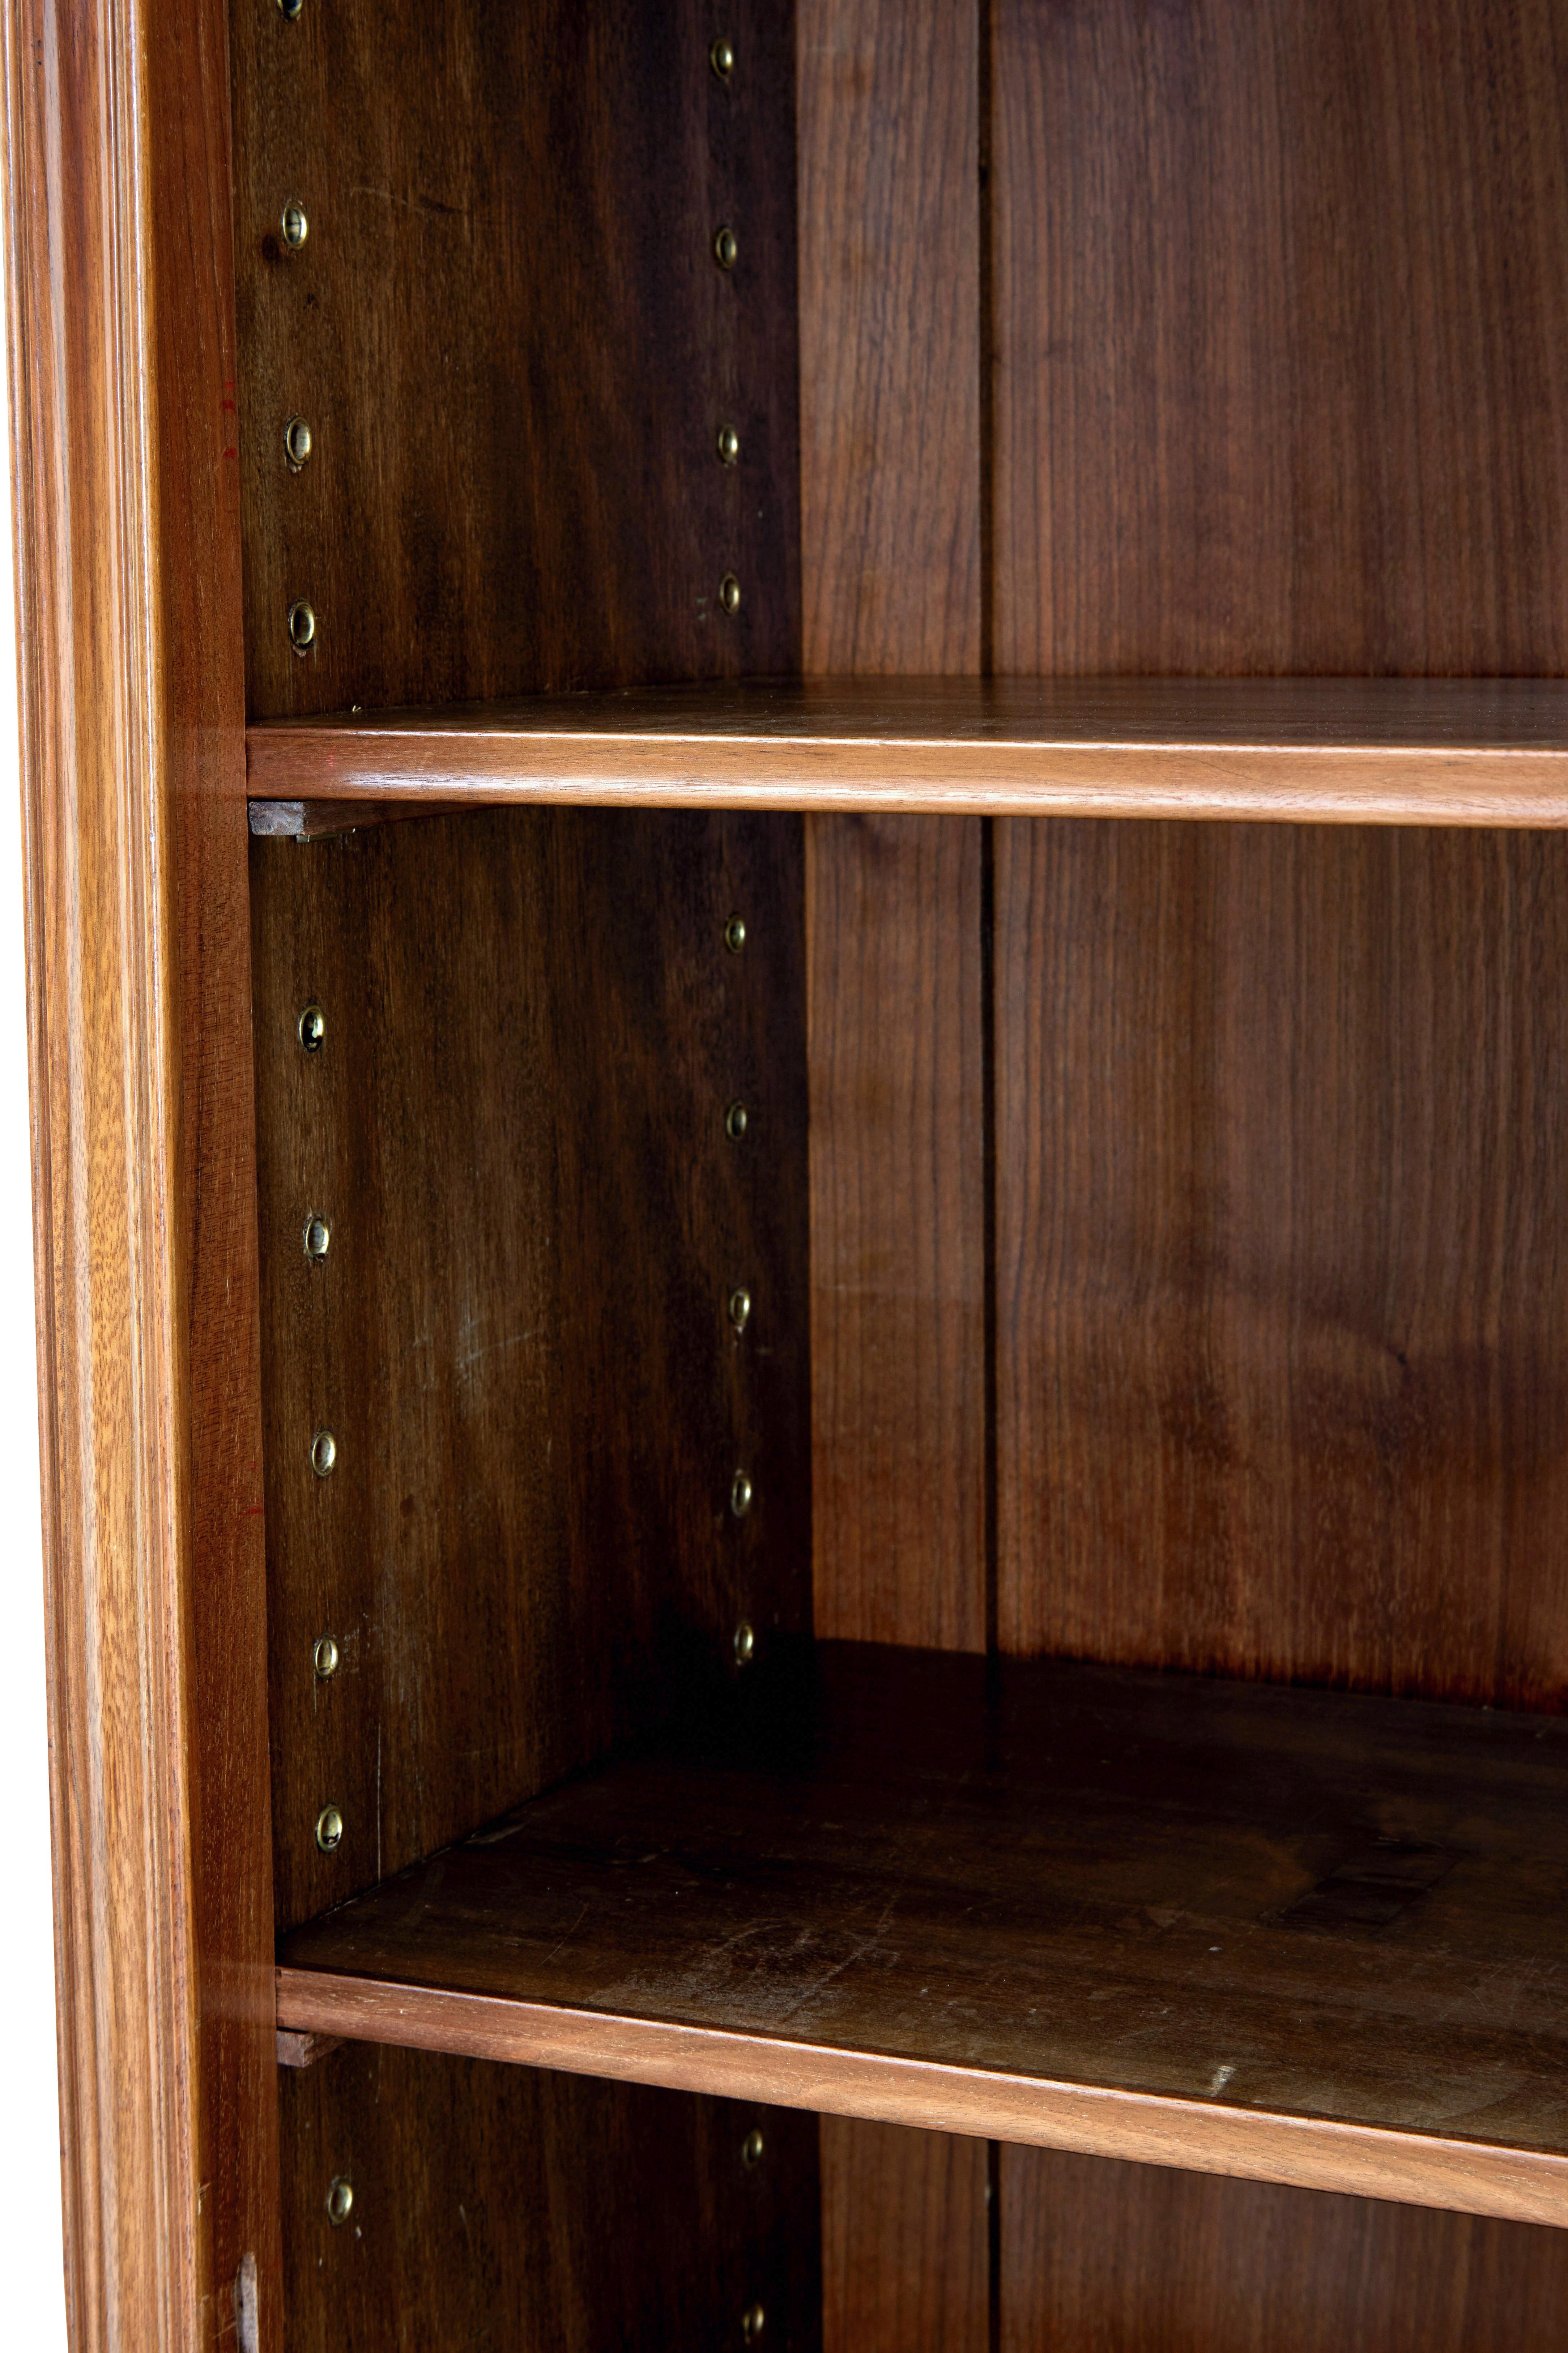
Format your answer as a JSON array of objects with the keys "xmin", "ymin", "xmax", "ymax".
[
  {"xmin": 798, "ymin": 0, "xmax": 979, "ymax": 674},
  {"xmin": 230, "ymin": 0, "xmax": 800, "ymax": 719},
  {"xmin": 809, "ymin": 819, "xmax": 985, "ymax": 1646},
  {"xmin": 282, "ymin": 2051, "xmax": 821, "ymax": 2352},
  {"xmin": 5, "ymin": 0, "xmax": 281, "ymax": 2343},
  {"xmin": 998, "ymin": 821, "xmax": 1568, "ymax": 1706},
  {"xmin": 154, "ymin": 8, "xmax": 284, "ymax": 2342},
  {"xmin": 247, "ymin": 678, "xmax": 1568, "ymax": 820},
  {"xmin": 822, "ymin": 2121, "xmax": 989, "ymax": 2353},
  {"xmin": 993, "ymin": 0, "xmax": 1568, "ymax": 675},
  {"xmin": 1001, "ymin": 2147, "xmax": 1568, "ymax": 2350},
  {"xmin": 251, "ymin": 809, "xmax": 809, "ymax": 1933},
  {"xmin": 798, "ymin": 12, "xmax": 988, "ymax": 2302},
  {"xmin": 277, "ymin": 1643, "xmax": 1568, "ymax": 2222}
]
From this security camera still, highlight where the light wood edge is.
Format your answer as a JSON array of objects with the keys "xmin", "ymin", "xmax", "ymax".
[
  {"xmin": 5, "ymin": 0, "xmax": 212, "ymax": 2344},
  {"xmin": 275, "ymin": 1969, "xmax": 1568, "ymax": 2230},
  {"xmin": 247, "ymin": 734, "xmax": 1568, "ymax": 825}
]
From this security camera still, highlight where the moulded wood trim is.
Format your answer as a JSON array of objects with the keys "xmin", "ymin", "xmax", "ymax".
[
  {"xmin": 274, "ymin": 1968, "xmax": 1568, "ymax": 2231},
  {"xmin": 247, "ymin": 679, "xmax": 1568, "ymax": 824},
  {"xmin": 4, "ymin": 0, "xmax": 281, "ymax": 2344},
  {"xmin": 4, "ymin": 0, "xmax": 202, "ymax": 2339}
]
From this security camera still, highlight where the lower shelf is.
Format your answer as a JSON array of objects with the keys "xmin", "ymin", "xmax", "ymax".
[{"xmin": 276, "ymin": 1642, "xmax": 1568, "ymax": 2225}]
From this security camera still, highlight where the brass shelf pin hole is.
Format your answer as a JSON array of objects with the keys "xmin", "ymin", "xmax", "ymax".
[
  {"xmin": 280, "ymin": 197, "xmax": 309, "ymax": 250},
  {"xmin": 303, "ymin": 1212, "xmax": 331, "ymax": 1262},
  {"xmin": 298, "ymin": 1001, "xmax": 325, "ymax": 1053},
  {"xmin": 725, "ymin": 1099, "xmax": 749, "ymax": 1141},
  {"xmin": 724, "ymin": 912, "xmax": 747, "ymax": 953},
  {"xmin": 710, "ymin": 36, "xmax": 734, "ymax": 80},
  {"xmin": 743, "ymin": 2303, "xmax": 766, "ymax": 2343},
  {"xmin": 717, "ymin": 423, "xmax": 741, "ymax": 466},
  {"xmin": 313, "ymin": 1633, "xmax": 340, "ymax": 1680},
  {"xmin": 325, "ymin": 2175, "xmax": 353, "ymax": 2225},
  {"xmin": 287, "ymin": 599, "xmax": 317, "ymax": 655},
  {"xmin": 315, "ymin": 1804, "xmax": 344, "ymax": 1854},
  {"xmin": 311, "ymin": 1428, "xmax": 338, "ymax": 1478},
  {"xmin": 713, "ymin": 223, "xmax": 738, "ymax": 270},
  {"xmin": 277, "ymin": 0, "xmax": 304, "ymax": 18},
  {"xmin": 720, "ymin": 572, "xmax": 742, "ymax": 615},
  {"xmin": 734, "ymin": 1620, "xmax": 757, "ymax": 1667},
  {"xmin": 731, "ymin": 1470, "xmax": 754, "ymax": 1518},
  {"xmin": 284, "ymin": 414, "xmax": 314, "ymax": 471},
  {"xmin": 742, "ymin": 2126, "xmax": 765, "ymax": 2168},
  {"xmin": 728, "ymin": 1286, "xmax": 752, "ymax": 1333}
]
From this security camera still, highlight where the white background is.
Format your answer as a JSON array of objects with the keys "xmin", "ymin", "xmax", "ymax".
[{"xmin": 0, "ymin": 220, "xmax": 70, "ymax": 2348}]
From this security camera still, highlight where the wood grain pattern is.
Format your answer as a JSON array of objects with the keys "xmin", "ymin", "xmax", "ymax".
[
  {"xmin": 281, "ymin": 2050, "xmax": 822, "ymax": 2352},
  {"xmin": 822, "ymin": 2120, "xmax": 989, "ymax": 2353},
  {"xmin": 277, "ymin": 1643, "xmax": 1568, "ymax": 2222},
  {"xmin": 1001, "ymin": 2147, "xmax": 1568, "ymax": 2351},
  {"xmin": 5, "ymin": 0, "xmax": 282, "ymax": 2344},
  {"xmin": 274, "ymin": 1963, "xmax": 1568, "ymax": 2230},
  {"xmin": 245, "ymin": 677, "xmax": 1568, "ymax": 822},
  {"xmin": 797, "ymin": 10, "xmax": 986, "ymax": 2303},
  {"xmin": 229, "ymin": 0, "xmax": 800, "ymax": 718},
  {"xmin": 998, "ymin": 821, "xmax": 1568, "ymax": 1706},
  {"xmin": 993, "ymin": 0, "xmax": 1568, "ymax": 675},
  {"xmin": 797, "ymin": 0, "xmax": 979, "ymax": 672},
  {"xmin": 250, "ymin": 809, "xmax": 809, "ymax": 1933},
  {"xmin": 809, "ymin": 817, "xmax": 985, "ymax": 1646},
  {"xmin": 153, "ymin": 5, "xmax": 284, "ymax": 2343}
]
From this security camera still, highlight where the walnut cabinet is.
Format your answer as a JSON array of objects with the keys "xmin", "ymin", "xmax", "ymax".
[{"xmin": 10, "ymin": 4, "xmax": 1568, "ymax": 2347}]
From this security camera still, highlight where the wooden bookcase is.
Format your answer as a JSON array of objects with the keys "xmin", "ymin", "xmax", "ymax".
[{"xmin": 9, "ymin": 3, "xmax": 1568, "ymax": 2347}]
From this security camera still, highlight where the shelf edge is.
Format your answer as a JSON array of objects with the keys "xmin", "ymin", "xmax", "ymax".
[
  {"xmin": 244, "ymin": 739, "xmax": 1568, "ymax": 824},
  {"xmin": 275, "ymin": 1965, "xmax": 1568, "ymax": 2226}
]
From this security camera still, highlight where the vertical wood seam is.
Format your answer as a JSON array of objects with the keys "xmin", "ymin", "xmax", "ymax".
[{"xmin": 977, "ymin": 0, "xmax": 994, "ymax": 681}]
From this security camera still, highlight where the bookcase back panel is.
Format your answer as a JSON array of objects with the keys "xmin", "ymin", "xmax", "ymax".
[
  {"xmin": 798, "ymin": 0, "xmax": 988, "ymax": 1658},
  {"xmin": 999, "ymin": 819, "xmax": 1568, "ymax": 1708},
  {"xmin": 281, "ymin": 2051, "xmax": 821, "ymax": 2353},
  {"xmin": 796, "ymin": 0, "xmax": 981, "ymax": 675},
  {"xmin": 993, "ymin": 0, "xmax": 1568, "ymax": 675},
  {"xmin": 821, "ymin": 2118, "xmax": 989, "ymax": 2353},
  {"xmin": 1002, "ymin": 2146, "xmax": 1568, "ymax": 2352},
  {"xmin": 808, "ymin": 814, "xmax": 987, "ymax": 1651},
  {"xmin": 797, "ymin": 8, "xmax": 992, "ymax": 2318},
  {"xmin": 251, "ymin": 809, "xmax": 809, "ymax": 1934},
  {"xmin": 230, "ymin": 0, "xmax": 801, "ymax": 718}
]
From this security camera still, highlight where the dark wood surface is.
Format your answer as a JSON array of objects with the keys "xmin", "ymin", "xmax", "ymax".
[
  {"xmin": 282, "ymin": 2049, "xmax": 821, "ymax": 2352},
  {"xmin": 246, "ymin": 677, "xmax": 1568, "ymax": 821},
  {"xmin": 797, "ymin": 9, "xmax": 988, "ymax": 2300},
  {"xmin": 822, "ymin": 2120, "xmax": 989, "ymax": 2353},
  {"xmin": 6, "ymin": 0, "xmax": 283, "ymax": 2343},
  {"xmin": 1001, "ymin": 2147, "xmax": 1568, "ymax": 2351},
  {"xmin": 154, "ymin": 5, "xmax": 285, "ymax": 2341},
  {"xmin": 809, "ymin": 818, "xmax": 985, "ymax": 1647},
  {"xmin": 998, "ymin": 821, "xmax": 1568, "ymax": 1708},
  {"xmin": 992, "ymin": 0, "xmax": 1568, "ymax": 675},
  {"xmin": 250, "ymin": 808, "xmax": 809, "ymax": 1934},
  {"xmin": 797, "ymin": 0, "xmax": 980, "ymax": 673},
  {"xmin": 229, "ymin": 0, "xmax": 800, "ymax": 719},
  {"xmin": 277, "ymin": 1642, "xmax": 1568, "ymax": 2220}
]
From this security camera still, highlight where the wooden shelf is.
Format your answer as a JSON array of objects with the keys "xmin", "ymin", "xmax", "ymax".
[
  {"xmin": 276, "ymin": 1642, "xmax": 1568, "ymax": 2225},
  {"xmin": 246, "ymin": 678, "xmax": 1568, "ymax": 826}
]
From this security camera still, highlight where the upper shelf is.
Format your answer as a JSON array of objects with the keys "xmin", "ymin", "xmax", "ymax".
[
  {"xmin": 246, "ymin": 678, "xmax": 1568, "ymax": 826},
  {"xmin": 276, "ymin": 1641, "xmax": 1568, "ymax": 2227}
]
